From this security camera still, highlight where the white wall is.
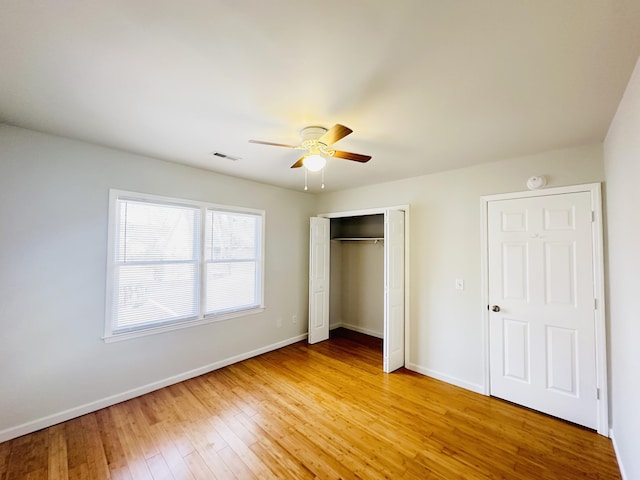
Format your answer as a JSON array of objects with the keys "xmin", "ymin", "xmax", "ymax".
[
  {"xmin": 603, "ymin": 58, "xmax": 640, "ymax": 480},
  {"xmin": 336, "ymin": 241, "xmax": 384, "ymax": 338},
  {"xmin": 0, "ymin": 125, "xmax": 316, "ymax": 440},
  {"xmin": 317, "ymin": 145, "xmax": 605, "ymax": 391},
  {"xmin": 329, "ymin": 240, "xmax": 343, "ymax": 328}
]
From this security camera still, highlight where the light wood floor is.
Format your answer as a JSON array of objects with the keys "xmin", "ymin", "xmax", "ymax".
[{"xmin": 0, "ymin": 331, "xmax": 621, "ymax": 479}]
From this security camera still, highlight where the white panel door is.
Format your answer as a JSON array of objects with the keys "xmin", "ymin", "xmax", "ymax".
[
  {"xmin": 384, "ymin": 209, "xmax": 405, "ymax": 373},
  {"xmin": 308, "ymin": 217, "xmax": 330, "ymax": 344},
  {"xmin": 488, "ymin": 192, "xmax": 597, "ymax": 429}
]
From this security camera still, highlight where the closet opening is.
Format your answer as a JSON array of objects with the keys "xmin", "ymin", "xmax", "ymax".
[
  {"xmin": 329, "ymin": 214, "xmax": 385, "ymax": 361},
  {"xmin": 308, "ymin": 207, "xmax": 409, "ymax": 373}
]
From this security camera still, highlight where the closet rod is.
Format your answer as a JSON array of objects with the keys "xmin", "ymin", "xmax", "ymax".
[{"xmin": 332, "ymin": 237, "xmax": 384, "ymax": 243}]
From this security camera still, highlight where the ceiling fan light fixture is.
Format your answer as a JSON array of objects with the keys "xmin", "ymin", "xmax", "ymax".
[{"xmin": 303, "ymin": 154, "xmax": 326, "ymax": 172}]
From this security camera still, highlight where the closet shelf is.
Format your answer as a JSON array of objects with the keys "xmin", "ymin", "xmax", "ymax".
[{"xmin": 332, "ymin": 237, "xmax": 384, "ymax": 242}]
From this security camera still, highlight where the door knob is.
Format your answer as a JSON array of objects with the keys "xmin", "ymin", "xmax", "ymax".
[{"xmin": 491, "ymin": 305, "xmax": 501, "ymax": 312}]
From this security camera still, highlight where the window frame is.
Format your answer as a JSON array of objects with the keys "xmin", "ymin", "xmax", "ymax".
[{"xmin": 104, "ymin": 189, "xmax": 265, "ymax": 342}]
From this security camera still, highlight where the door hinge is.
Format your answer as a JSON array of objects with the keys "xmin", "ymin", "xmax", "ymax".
[
  {"xmin": 597, "ymin": 388, "xmax": 600, "ymax": 400},
  {"xmin": 591, "ymin": 211, "xmax": 596, "ymax": 222},
  {"xmin": 594, "ymin": 298, "xmax": 597, "ymax": 310}
]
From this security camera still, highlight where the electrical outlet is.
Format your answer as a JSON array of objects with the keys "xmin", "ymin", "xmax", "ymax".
[
  {"xmin": 276, "ymin": 317, "xmax": 282, "ymax": 328},
  {"xmin": 292, "ymin": 314, "xmax": 297, "ymax": 324}
]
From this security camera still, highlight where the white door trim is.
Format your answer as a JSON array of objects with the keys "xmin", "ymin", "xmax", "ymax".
[
  {"xmin": 318, "ymin": 205, "xmax": 411, "ymax": 368},
  {"xmin": 480, "ymin": 182, "xmax": 608, "ymax": 436}
]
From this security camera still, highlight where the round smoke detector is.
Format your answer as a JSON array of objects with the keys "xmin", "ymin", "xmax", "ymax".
[{"xmin": 526, "ymin": 176, "xmax": 547, "ymax": 190}]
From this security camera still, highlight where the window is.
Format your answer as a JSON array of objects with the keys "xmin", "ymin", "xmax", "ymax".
[{"xmin": 105, "ymin": 190, "xmax": 264, "ymax": 341}]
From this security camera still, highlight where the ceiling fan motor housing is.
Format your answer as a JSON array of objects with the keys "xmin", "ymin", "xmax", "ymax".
[{"xmin": 300, "ymin": 126, "xmax": 328, "ymax": 143}]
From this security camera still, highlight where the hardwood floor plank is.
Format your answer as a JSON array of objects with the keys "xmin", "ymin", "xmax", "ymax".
[
  {"xmin": 47, "ymin": 426, "xmax": 68, "ymax": 480},
  {"xmin": 94, "ymin": 408, "xmax": 129, "ymax": 476},
  {"xmin": 229, "ymin": 367, "xmax": 372, "ymax": 478},
  {"xmin": 67, "ymin": 463, "xmax": 89, "ymax": 480},
  {"xmin": 216, "ymin": 446, "xmax": 256, "ymax": 479},
  {"xmin": 145, "ymin": 454, "xmax": 174, "ymax": 480},
  {"xmin": 145, "ymin": 389, "xmax": 197, "ymax": 458},
  {"xmin": 0, "ymin": 335, "xmax": 621, "ymax": 479},
  {"xmin": 181, "ymin": 452, "xmax": 215, "ymax": 479},
  {"xmin": 25, "ymin": 468, "xmax": 47, "ymax": 480},
  {"xmin": 129, "ymin": 401, "xmax": 162, "ymax": 459},
  {"xmin": 79, "ymin": 414, "xmax": 111, "ymax": 479},
  {"xmin": 63, "ymin": 419, "xmax": 87, "ymax": 474},
  {"xmin": 111, "ymin": 404, "xmax": 154, "ymax": 480},
  {"xmin": 196, "ymin": 445, "xmax": 237, "ymax": 480},
  {"xmin": 238, "ymin": 414, "xmax": 316, "ymax": 480},
  {"xmin": 239, "ymin": 370, "xmax": 407, "ymax": 477},
  {"xmin": 247, "ymin": 412, "xmax": 351, "ymax": 480},
  {"xmin": 4, "ymin": 432, "xmax": 40, "ymax": 479},
  {"xmin": 0, "ymin": 439, "xmax": 12, "ymax": 480},
  {"xmin": 146, "ymin": 423, "xmax": 195, "ymax": 480},
  {"xmin": 108, "ymin": 466, "xmax": 132, "ymax": 480}
]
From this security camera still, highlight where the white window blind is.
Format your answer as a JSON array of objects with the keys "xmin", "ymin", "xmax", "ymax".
[
  {"xmin": 205, "ymin": 210, "xmax": 262, "ymax": 315},
  {"xmin": 105, "ymin": 190, "xmax": 264, "ymax": 339}
]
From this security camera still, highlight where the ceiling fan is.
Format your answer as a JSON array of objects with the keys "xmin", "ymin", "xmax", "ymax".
[{"xmin": 249, "ymin": 124, "xmax": 371, "ymax": 171}]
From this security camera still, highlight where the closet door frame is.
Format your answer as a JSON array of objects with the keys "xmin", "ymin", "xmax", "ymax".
[{"xmin": 316, "ymin": 205, "xmax": 411, "ymax": 370}]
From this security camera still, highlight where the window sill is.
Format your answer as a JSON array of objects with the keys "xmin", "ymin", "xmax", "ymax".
[{"xmin": 103, "ymin": 306, "xmax": 265, "ymax": 343}]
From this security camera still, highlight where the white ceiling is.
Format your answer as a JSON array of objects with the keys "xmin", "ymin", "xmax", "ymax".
[{"xmin": 1, "ymin": 1, "xmax": 639, "ymax": 192}]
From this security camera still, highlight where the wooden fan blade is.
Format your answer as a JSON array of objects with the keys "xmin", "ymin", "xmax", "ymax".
[
  {"xmin": 290, "ymin": 156, "xmax": 305, "ymax": 168},
  {"xmin": 318, "ymin": 124, "xmax": 352, "ymax": 145},
  {"xmin": 249, "ymin": 139, "xmax": 298, "ymax": 148},
  {"xmin": 332, "ymin": 150, "xmax": 371, "ymax": 163}
]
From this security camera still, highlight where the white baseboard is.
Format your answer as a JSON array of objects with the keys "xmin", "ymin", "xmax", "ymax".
[
  {"xmin": 0, "ymin": 333, "xmax": 307, "ymax": 443},
  {"xmin": 406, "ymin": 362, "xmax": 485, "ymax": 394},
  {"xmin": 329, "ymin": 322, "xmax": 383, "ymax": 339},
  {"xmin": 610, "ymin": 428, "xmax": 628, "ymax": 480}
]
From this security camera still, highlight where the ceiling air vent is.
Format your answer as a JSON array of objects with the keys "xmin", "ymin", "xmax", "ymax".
[{"xmin": 210, "ymin": 151, "xmax": 241, "ymax": 161}]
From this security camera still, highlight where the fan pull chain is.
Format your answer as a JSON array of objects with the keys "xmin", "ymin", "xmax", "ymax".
[
  {"xmin": 304, "ymin": 169, "xmax": 308, "ymax": 191},
  {"xmin": 321, "ymin": 168, "xmax": 325, "ymax": 189}
]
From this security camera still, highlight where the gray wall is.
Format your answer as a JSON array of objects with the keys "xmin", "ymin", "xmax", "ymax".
[
  {"xmin": 603, "ymin": 57, "xmax": 640, "ymax": 479},
  {"xmin": 0, "ymin": 125, "xmax": 316, "ymax": 440},
  {"xmin": 329, "ymin": 240, "xmax": 384, "ymax": 338},
  {"xmin": 317, "ymin": 144, "xmax": 605, "ymax": 391}
]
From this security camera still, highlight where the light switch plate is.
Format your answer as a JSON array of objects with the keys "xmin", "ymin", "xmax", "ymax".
[{"xmin": 455, "ymin": 279, "xmax": 464, "ymax": 290}]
